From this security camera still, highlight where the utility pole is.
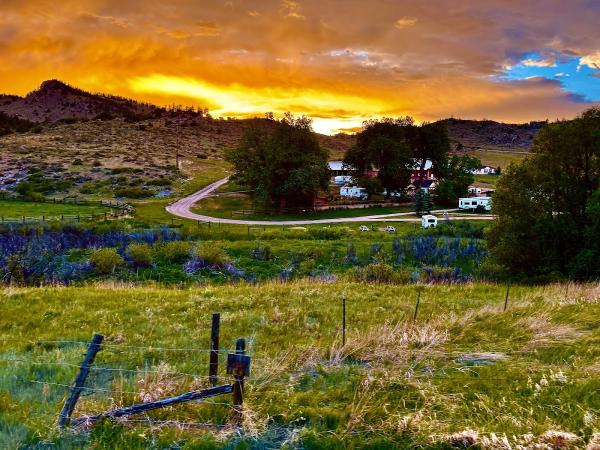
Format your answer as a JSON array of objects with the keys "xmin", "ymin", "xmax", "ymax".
[{"xmin": 175, "ymin": 121, "xmax": 180, "ymax": 171}]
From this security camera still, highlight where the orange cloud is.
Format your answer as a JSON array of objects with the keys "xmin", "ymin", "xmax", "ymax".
[{"xmin": 0, "ymin": 0, "xmax": 597, "ymax": 134}]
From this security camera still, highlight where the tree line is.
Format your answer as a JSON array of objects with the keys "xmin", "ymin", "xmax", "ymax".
[{"xmin": 226, "ymin": 114, "xmax": 479, "ymax": 208}]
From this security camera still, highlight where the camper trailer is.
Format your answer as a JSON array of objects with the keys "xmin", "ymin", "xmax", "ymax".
[
  {"xmin": 459, "ymin": 197, "xmax": 492, "ymax": 211},
  {"xmin": 334, "ymin": 175, "xmax": 353, "ymax": 185},
  {"xmin": 340, "ymin": 186, "xmax": 368, "ymax": 200},
  {"xmin": 421, "ymin": 215, "xmax": 438, "ymax": 228}
]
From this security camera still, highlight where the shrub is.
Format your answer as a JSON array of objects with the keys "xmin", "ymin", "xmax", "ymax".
[
  {"xmin": 344, "ymin": 243, "xmax": 359, "ymax": 265},
  {"xmin": 155, "ymin": 241, "xmax": 192, "ymax": 264},
  {"xmin": 146, "ymin": 178, "xmax": 172, "ymax": 186},
  {"xmin": 91, "ymin": 248, "xmax": 124, "ymax": 274},
  {"xmin": 126, "ymin": 242, "xmax": 153, "ymax": 268},
  {"xmin": 352, "ymin": 262, "xmax": 395, "ymax": 283},
  {"xmin": 114, "ymin": 187, "xmax": 153, "ymax": 199},
  {"xmin": 251, "ymin": 243, "xmax": 272, "ymax": 261},
  {"xmin": 194, "ymin": 244, "xmax": 230, "ymax": 268}
]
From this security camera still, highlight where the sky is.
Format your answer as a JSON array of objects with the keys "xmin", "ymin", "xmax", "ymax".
[{"xmin": 1, "ymin": 0, "xmax": 599, "ymax": 134}]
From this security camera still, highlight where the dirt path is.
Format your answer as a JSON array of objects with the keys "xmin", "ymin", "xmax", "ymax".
[{"xmin": 166, "ymin": 177, "xmax": 496, "ymax": 225}]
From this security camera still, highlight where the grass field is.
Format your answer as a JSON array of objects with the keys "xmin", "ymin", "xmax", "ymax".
[
  {"xmin": 0, "ymin": 200, "xmax": 105, "ymax": 218},
  {"xmin": 1, "ymin": 281, "xmax": 598, "ymax": 448},
  {"xmin": 192, "ymin": 192, "xmax": 424, "ymax": 222},
  {"xmin": 467, "ymin": 150, "xmax": 527, "ymax": 169}
]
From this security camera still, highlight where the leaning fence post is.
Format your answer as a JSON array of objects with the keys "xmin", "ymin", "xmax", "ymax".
[
  {"xmin": 209, "ymin": 313, "xmax": 220, "ymax": 386},
  {"xmin": 413, "ymin": 288, "xmax": 421, "ymax": 322},
  {"xmin": 503, "ymin": 282, "xmax": 511, "ymax": 311},
  {"xmin": 58, "ymin": 333, "xmax": 104, "ymax": 428}
]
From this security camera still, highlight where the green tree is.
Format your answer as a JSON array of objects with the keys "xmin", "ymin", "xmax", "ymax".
[
  {"xmin": 343, "ymin": 118, "xmax": 450, "ymax": 197},
  {"xmin": 434, "ymin": 155, "xmax": 480, "ymax": 205},
  {"xmin": 487, "ymin": 107, "xmax": 600, "ymax": 278},
  {"xmin": 413, "ymin": 189, "xmax": 433, "ymax": 215},
  {"xmin": 226, "ymin": 113, "xmax": 330, "ymax": 208}
]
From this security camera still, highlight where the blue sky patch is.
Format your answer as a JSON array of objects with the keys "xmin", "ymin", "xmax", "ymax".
[{"xmin": 501, "ymin": 53, "xmax": 600, "ymax": 101}]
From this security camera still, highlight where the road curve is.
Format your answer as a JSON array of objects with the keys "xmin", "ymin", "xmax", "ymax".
[{"xmin": 166, "ymin": 177, "xmax": 496, "ymax": 225}]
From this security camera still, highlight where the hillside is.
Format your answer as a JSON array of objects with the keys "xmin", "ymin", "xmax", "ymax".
[
  {"xmin": 0, "ymin": 80, "xmax": 164, "ymax": 123},
  {"xmin": 444, "ymin": 117, "xmax": 544, "ymax": 152},
  {"xmin": 0, "ymin": 80, "xmax": 539, "ymax": 199}
]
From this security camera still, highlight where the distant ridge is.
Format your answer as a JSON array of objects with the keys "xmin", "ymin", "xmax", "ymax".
[
  {"xmin": 0, "ymin": 80, "xmax": 544, "ymax": 153},
  {"xmin": 0, "ymin": 79, "xmax": 165, "ymax": 123}
]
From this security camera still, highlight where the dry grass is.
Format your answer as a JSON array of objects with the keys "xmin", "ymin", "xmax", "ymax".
[
  {"xmin": 329, "ymin": 322, "xmax": 448, "ymax": 366},
  {"xmin": 520, "ymin": 314, "xmax": 583, "ymax": 349}
]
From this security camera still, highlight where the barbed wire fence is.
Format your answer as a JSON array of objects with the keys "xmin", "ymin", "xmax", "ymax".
[{"xmin": 1, "ymin": 313, "xmax": 251, "ymax": 432}]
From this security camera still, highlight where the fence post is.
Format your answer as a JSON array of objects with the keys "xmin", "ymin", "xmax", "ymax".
[
  {"xmin": 342, "ymin": 292, "xmax": 346, "ymax": 346},
  {"xmin": 503, "ymin": 282, "xmax": 511, "ymax": 312},
  {"xmin": 209, "ymin": 313, "xmax": 220, "ymax": 386},
  {"xmin": 58, "ymin": 333, "xmax": 104, "ymax": 428},
  {"xmin": 413, "ymin": 288, "xmax": 421, "ymax": 322},
  {"xmin": 232, "ymin": 338, "xmax": 246, "ymax": 423}
]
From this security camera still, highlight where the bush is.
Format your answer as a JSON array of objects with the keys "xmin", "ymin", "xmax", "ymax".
[
  {"xmin": 251, "ymin": 243, "xmax": 272, "ymax": 261},
  {"xmin": 352, "ymin": 263, "xmax": 396, "ymax": 283},
  {"xmin": 126, "ymin": 242, "xmax": 153, "ymax": 268},
  {"xmin": 155, "ymin": 241, "xmax": 192, "ymax": 263},
  {"xmin": 91, "ymin": 248, "xmax": 124, "ymax": 274},
  {"xmin": 194, "ymin": 244, "xmax": 230, "ymax": 268},
  {"xmin": 146, "ymin": 178, "xmax": 172, "ymax": 186},
  {"xmin": 114, "ymin": 187, "xmax": 153, "ymax": 199}
]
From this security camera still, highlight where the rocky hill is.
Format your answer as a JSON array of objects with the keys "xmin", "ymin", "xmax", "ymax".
[
  {"xmin": 0, "ymin": 80, "xmax": 165, "ymax": 123},
  {"xmin": 443, "ymin": 118, "xmax": 544, "ymax": 152}
]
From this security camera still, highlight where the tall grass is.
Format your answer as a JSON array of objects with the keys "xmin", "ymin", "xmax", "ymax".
[{"xmin": 0, "ymin": 281, "xmax": 598, "ymax": 448}]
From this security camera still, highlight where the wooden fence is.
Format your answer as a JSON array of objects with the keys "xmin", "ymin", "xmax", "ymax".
[{"xmin": 0, "ymin": 198, "xmax": 133, "ymax": 224}]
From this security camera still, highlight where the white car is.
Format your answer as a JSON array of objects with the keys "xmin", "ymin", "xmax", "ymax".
[
  {"xmin": 385, "ymin": 225, "xmax": 396, "ymax": 233},
  {"xmin": 359, "ymin": 225, "xmax": 370, "ymax": 232}
]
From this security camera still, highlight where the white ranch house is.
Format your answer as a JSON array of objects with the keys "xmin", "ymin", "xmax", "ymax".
[{"xmin": 472, "ymin": 165, "xmax": 498, "ymax": 175}]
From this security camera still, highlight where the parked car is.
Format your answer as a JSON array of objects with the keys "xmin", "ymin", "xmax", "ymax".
[
  {"xmin": 359, "ymin": 225, "xmax": 370, "ymax": 232},
  {"xmin": 385, "ymin": 225, "xmax": 396, "ymax": 233}
]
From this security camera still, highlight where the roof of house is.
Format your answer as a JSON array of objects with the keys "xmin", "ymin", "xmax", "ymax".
[
  {"xmin": 411, "ymin": 159, "xmax": 433, "ymax": 171},
  {"xmin": 328, "ymin": 161, "xmax": 345, "ymax": 171}
]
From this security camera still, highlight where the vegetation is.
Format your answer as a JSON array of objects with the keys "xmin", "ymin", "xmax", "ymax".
[
  {"xmin": 0, "ymin": 200, "xmax": 104, "ymax": 218},
  {"xmin": 412, "ymin": 189, "xmax": 433, "ymax": 216},
  {"xmin": 488, "ymin": 107, "xmax": 600, "ymax": 280},
  {"xmin": 0, "ymin": 111, "xmax": 36, "ymax": 136},
  {"xmin": 226, "ymin": 114, "xmax": 330, "ymax": 208},
  {"xmin": 344, "ymin": 117, "xmax": 451, "ymax": 196},
  {"xmin": 433, "ymin": 155, "xmax": 481, "ymax": 204},
  {"xmin": 0, "ymin": 281, "xmax": 598, "ymax": 448},
  {"xmin": 0, "ymin": 220, "xmax": 489, "ymax": 286}
]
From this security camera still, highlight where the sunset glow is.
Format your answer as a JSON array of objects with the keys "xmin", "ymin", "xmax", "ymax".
[{"xmin": 1, "ymin": 0, "xmax": 599, "ymax": 133}]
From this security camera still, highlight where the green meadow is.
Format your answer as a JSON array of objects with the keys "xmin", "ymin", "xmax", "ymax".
[{"xmin": 1, "ymin": 282, "xmax": 598, "ymax": 448}]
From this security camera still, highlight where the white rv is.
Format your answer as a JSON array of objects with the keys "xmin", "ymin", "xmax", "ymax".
[
  {"xmin": 421, "ymin": 215, "xmax": 438, "ymax": 228},
  {"xmin": 340, "ymin": 186, "xmax": 368, "ymax": 200},
  {"xmin": 459, "ymin": 197, "xmax": 492, "ymax": 211},
  {"xmin": 334, "ymin": 175, "xmax": 353, "ymax": 185}
]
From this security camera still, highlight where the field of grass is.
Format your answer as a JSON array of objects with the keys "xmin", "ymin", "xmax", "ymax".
[
  {"xmin": 0, "ymin": 281, "xmax": 598, "ymax": 448},
  {"xmin": 467, "ymin": 150, "xmax": 527, "ymax": 170},
  {"xmin": 473, "ymin": 174, "xmax": 500, "ymax": 188},
  {"xmin": 192, "ymin": 192, "xmax": 424, "ymax": 221},
  {"xmin": 0, "ymin": 200, "xmax": 105, "ymax": 218}
]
